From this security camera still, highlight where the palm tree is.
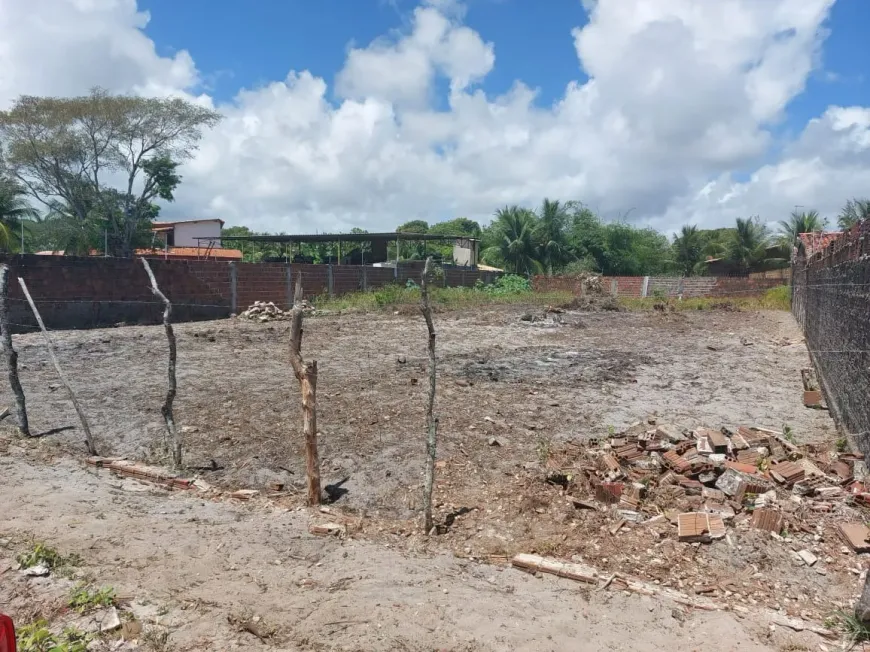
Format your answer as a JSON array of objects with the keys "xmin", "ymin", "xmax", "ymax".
[
  {"xmin": 728, "ymin": 216, "xmax": 772, "ymax": 274},
  {"xmin": 673, "ymin": 225, "xmax": 704, "ymax": 277},
  {"xmin": 534, "ymin": 198, "xmax": 571, "ymax": 275},
  {"xmin": 838, "ymin": 198, "xmax": 870, "ymax": 230},
  {"xmin": 29, "ymin": 201, "xmax": 101, "ymax": 256},
  {"xmin": 0, "ymin": 180, "xmax": 38, "ymax": 251},
  {"xmin": 778, "ymin": 210, "xmax": 824, "ymax": 248},
  {"xmin": 481, "ymin": 206, "xmax": 542, "ymax": 275}
]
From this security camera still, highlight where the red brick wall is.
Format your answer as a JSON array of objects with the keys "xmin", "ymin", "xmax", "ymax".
[
  {"xmin": 0, "ymin": 256, "xmax": 506, "ymax": 331},
  {"xmin": 236, "ymin": 263, "xmax": 287, "ymax": 310},
  {"xmin": 291, "ymin": 264, "xmax": 330, "ymax": 298},
  {"xmin": 613, "ymin": 277, "xmax": 643, "ymax": 297},
  {"xmin": 532, "ymin": 276, "xmax": 583, "ymax": 294},
  {"xmin": 711, "ymin": 276, "xmax": 784, "ymax": 296},
  {"xmin": 533, "ymin": 274, "xmax": 787, "ymax": 299},
  {"xmin": 2, "ymin": 255, "xmax": 230, "ymax": 331}
]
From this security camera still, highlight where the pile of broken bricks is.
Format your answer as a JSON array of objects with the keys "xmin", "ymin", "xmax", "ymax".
[
  {"xmin": 497, "ymin": 420, "xmax": 870, "ymax": 639},
  {"xmin": 553, "ymin": 419, "xmax": 870, "ymax": 556}
]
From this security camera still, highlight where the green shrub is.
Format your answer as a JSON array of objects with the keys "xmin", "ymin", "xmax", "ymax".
[
  {"xmin": 68, "ymin": 585, "xmax": 115, "ymax": 613},
  {"xmin": 482, "ymin": 274, "xmax": 531, "ymax": 296},
  {"xmin": 373, "ymin": 284, "xmax": 416, "ymax": 307},
  {"xmin": 761, "ymin": 285, "xmax": 790, "ymax": 310},
  {"xmin": 17, "ymin": 543, "xmax": 64, "ymax": 570},
  {"xmin": 16, "ymin": 621, "xmax": 90, "ymax": 652}
]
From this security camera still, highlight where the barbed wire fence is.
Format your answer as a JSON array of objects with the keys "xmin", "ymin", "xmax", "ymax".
[
  {"xmin": 3, "ymin": 254, "xmax": 869, "ymax": 502},
  {"xmin": 0, "ymin": 265, "xmax": 436, "ymax": 516}
]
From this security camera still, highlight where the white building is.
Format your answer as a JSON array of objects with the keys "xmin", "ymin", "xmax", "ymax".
[{"xmin": 152, "ymin": 218, "xmax": 224, "ymax": 248}]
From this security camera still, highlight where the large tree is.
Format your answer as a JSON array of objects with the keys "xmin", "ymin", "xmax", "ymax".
[
  {"xmin": 0, "ymin": 88, "xmax": 221, "ymax": 256},
  {"xmin": 0, "ymin": 179, "xmax": 38, "ymax": 252},
  {"xmin": 838, "ymin": 198, "xmax": 870, "ymax": 230},
  {"xmin": 428, "ymin": 217, "xmax": 480, "ymax": 237},
  {"xmin": 481, "ymin": 205, "xmax": 542, "ymax": 275},
  {"xmin": 566, "ymin": 202, "xmax": 607, "ymax": 272}
]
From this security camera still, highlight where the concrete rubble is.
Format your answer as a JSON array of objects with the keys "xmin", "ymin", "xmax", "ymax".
[{"xmin": 239, "ymin": 300, "xmax": 314, "ymax": 322}]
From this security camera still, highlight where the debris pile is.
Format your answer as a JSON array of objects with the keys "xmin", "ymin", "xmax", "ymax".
[
  {"xmin": 519, "ymin": 306, "xmax": 575, "ymax": 327},
  {"xmin": 558, "ymin": 274, "xmax": 622, "ymax": 312},
  {"xmin": 579, "ymin": 272, "xmax": 603, "ymax": 296},
  {"xmin": 557, "ymin": 420, "xmax": 868, "ymax": 548},
  {"xmin": 239, "ymin": 300, "xmax": 314, "ymax": 322}
]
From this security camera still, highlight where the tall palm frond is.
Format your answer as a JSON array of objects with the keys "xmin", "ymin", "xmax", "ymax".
[
  {"xmin": 838, "ymin": 198, "xmax": 870, "ymax": 230},
  {"xmin": 534, "ymin": 198, "xmax": 571, "ymax": 275},
  {"xmin": 778, "ymin": 210, "xmax": 824, "ymax": 248},
  {"xmin": 0, "ymin": 180, "xmax": 39, "ymax": 251},
  {"xmin": 481, "ymin": 206, "xmax": 543, "ymax": 275},
  {"xmin": 673, "ymin": 224, "xmax": 704, "ymax": 277},
  {"xmin": 728, "ymin": 216, "xmax": 772, "ymax": 274}
]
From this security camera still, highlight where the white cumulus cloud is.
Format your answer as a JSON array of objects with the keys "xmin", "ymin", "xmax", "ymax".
[{"xmin": 0, "ymin": 0, "xmax": 865, "ymax": 234}]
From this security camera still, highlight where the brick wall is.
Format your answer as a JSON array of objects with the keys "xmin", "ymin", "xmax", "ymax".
[
  {"xmin": 613, "ymin": 277, "xmax": 644, "ymax": 297},
  {"xmin": 236, "ymin": 263, "xmax": 288, "ymax": 310},
  {"xmin": 1, "ymin": 255, "xmax": 230, "ymax": 332},
  {"xmin": 0, "ymin": 256, "xmax": 505, "ymax": 332},
  {"xmin": 533, "ymin": 274, "xmax": 786, "ymax": 298}
]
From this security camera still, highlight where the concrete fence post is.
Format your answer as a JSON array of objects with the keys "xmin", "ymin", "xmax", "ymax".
[
  {"xmin": 229, "ymin": 262, "xmax": 238, "ymax": 314},
  {"xmin": 285, "ymin": 265, "xmax": 293, "ymax": 308},
  {"xmin": 362, "ymin": 265, "xmax": 368, "ymax": 291},
  {"xmin": 327, "ymin": 264, "xmax": 334, "ymax": 296},
  {"xmin": 641, "ymin": 276, "xmax": 650, "ymax": 298},
  {"xmin": 610, "ymin": 277, "xmax": 617, "ymax": 297},
  {"xmin": 677, "ymin": 276, "xmax": 685, "ymax": 300}
]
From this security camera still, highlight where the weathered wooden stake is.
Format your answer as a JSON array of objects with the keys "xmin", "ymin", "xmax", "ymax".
[
  {"xmin": 288, "ymin": 276, "xmax": 321, "ymax": 505},
  {"xmin": 856, "ymin": 574, "xmax": 870, "ymax": 627},
  {"xmin": 420, "ymin": 257, "xmax": 439, "ymax": 533},
  {"xmin": 0, "ymin": 265, "xmax": 29, "ymax": 436},
  {"xmin": 140, "ymin": 258, "xmax": 181, "ymax": 468},
  {"xmin": 18, "ymin": 277, "xmax": 97, "ymax": 455}
]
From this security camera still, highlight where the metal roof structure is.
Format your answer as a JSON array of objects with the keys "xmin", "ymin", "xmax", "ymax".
[{"xmin": 205, "ymin": 232, "xmax": 477, "ymax": 244}]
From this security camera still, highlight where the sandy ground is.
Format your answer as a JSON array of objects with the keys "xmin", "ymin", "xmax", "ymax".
[
  {"xmin": 1, "ymin": 455, "xmax": 801, "ymax": 652},
  {"xmin": 2, "ymin": 306, "xmax": 832, "ymax": 502},
  {"xmin": 0, "ymin": 304, "xmax": 849, "ymax": 650}
]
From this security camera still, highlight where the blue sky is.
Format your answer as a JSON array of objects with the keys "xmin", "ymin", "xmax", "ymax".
[
  {"xmin": 141, "ymin": 0, "xmax": 868, "ymax": 126},
  {"xmin": 140, "ymin": 0, "xmax": 589, "ymax": 106}
]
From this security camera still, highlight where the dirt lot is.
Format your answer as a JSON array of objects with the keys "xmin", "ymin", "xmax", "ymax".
[{"xmin": 0, "ymin": 304, "xmax": 859, "ymax": 651}]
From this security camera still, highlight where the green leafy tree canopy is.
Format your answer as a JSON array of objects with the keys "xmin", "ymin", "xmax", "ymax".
[{"xmin": 0, "ymin": 87, "xmax": 221, "ymax": 256}]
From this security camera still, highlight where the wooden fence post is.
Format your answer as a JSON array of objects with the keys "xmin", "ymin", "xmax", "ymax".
[
  {"xmin": 229, "ymin": 262, "xmax": 238, "ymax": 314},
  {"xmin": 0, "ymin": 265, "xmax": 29, "ymax": 436},
  {"xmin": 420, "ymin": 257, "xmax": 438, "ymax": 533},
  {"xmin": 140, "ymin": 258, "xmax": 181, "ymax": 468},
  {"xmin": 288, "ymin": 276, "xmax": 321, "ymax": 505},
  {"xmin": 18, "ymin": 277, "xmax": 97, "ymax": 455}
]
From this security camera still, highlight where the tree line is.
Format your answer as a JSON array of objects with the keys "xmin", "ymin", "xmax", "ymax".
[{"xmin": 370, "ymin": 200, "xmax": 868, "ymax": 277}]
